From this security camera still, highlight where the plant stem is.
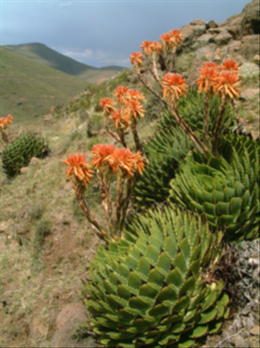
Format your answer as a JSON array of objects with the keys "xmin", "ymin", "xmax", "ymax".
[
  {"xmin": 203, "ymin": 92, "xmax": 211, "ymax": 151},
  {"xmin": 137, "ymin": 72, "xmax": 167, "ymax": 107},
  {"xmin": 130, "ymin": 116, "xmax": 143, "ymax": 153},
  {"xmin": 212, "ymin": 95, "xmax": 227, "ymax": 156}
]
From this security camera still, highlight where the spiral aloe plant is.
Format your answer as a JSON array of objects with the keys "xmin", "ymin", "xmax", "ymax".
[
  {"xmin": 2, "ymin": 133, "xmax": 49, "ymax": 176},
  {"xmin": 169, "ymin": 134, "xmax": 259, "ymax": 241},
  {"xmin": 133, "ymin": 124, "xmax": 192, "ymax": 208},
  {"xmin": 84, "ymin": 207, "xmax": 229, "ymax": 347}
]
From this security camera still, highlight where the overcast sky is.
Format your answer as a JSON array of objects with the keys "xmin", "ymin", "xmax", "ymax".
[{"xmin": 1, "ymin": 0, "xmax": 252, "ymax": 68}]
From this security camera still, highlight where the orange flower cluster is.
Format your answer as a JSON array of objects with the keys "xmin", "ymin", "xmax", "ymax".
[
  {"xmin": 160, "ymin": 29, "xmax": 183, "ymax": 51},
  {"xmin": 0, "ymin": 115, "xmax": 13, "ymax": 131},
  {"xmin": 99, "ymin": 98, "xmax": 115, "ymax": 115},
  {"xmin": 110, "ymin": 110, "xmax": 130, "ymax": 130},
  {"xmin": 91, "ymin": 144, "xmax": 145, "ymax": 177},
  {"xmin": 100, "ymin": 87, "xmax": 146, "ymax": 129},
  {"xmin": 196, "ymin": 59, "xmax": 241, "ymax": 99},
  {"xmin": 160, "ymin": 73, "xmax": 188, "ymax": 102},
  {"xmin": 140, "ymin": 41, "xmax": 162, "ymax": 56},
  {"xmin": 64, "ymin": 153, "xmax": 94, "ymax": 187},
  {"xmin": 129, "ymin": 52, "xmax": 144, "ymax": 68}
]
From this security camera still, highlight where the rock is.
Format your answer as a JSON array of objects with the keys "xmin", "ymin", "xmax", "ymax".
[
  {"xmin": 20, "ymin": 167, "xmax": 29, "ymax": 174},
  {"xmin": 240, "ymin": 35, "xmax": 260, "ymax": 59},
  {"xmin": 240, "ymin": 88, "xmax": 260, "ymax": 101},
  {"xmin": 215, "ymin": 30, "xmax": 232, "ymax": 45},
  {"xmin": 190, "ymin": 19, "xmax": 206, "ymax": 26},
  {"xmin": 241, "ymin": 0, "xmax": 260, "ymax": 35},
  {"xmin": 51, "ymin": 303, "xmax": 97, "ymax": 348},
  {"xmin": 254, "ymin": 54, "xmax": 260, "ymax": 65},
  {"xmin": 233, "ymin": 335, "xmax": 248, "ymax": 348},
  {"xmin": 0, "ymin": 221, "xmax": 9, "ymax": 233},
  {"xmin": 250, "ymin": 325, "xmax": 260, "ymax": 336},
  {"xmin": 29, "ymin": 157, "xmax": 41, "ymax": 166},
  {"xmin": 99, "ymin": 128, "xmax": 106, "ymax": 136},
  {"xmin": 192, "ymin": 33, "xmax": 215, "ymax": 49},
  {"xmin": 195, "ymin": 44, "xmax": 216, "ymax": 59},
  {"xmin": 239, "ymin": 62, "xmax": 260, "ymax": 78},
  {"xmin": 206, "ymin": 20, "xmax": 218, "ymax": 29},
  {"xmin": 179, "ymin": 24, "xmax": 206, "ymax": 49},
  {"xmin": 186, "ymin": 58, "xmax": 204, "ymax": 87},
  {"xmin": 63, "ymin": 181, "xmax": 73, "ymax": 191}
]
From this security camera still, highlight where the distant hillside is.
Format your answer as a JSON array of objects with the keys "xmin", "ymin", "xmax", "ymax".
[
  {"xmin": 2, "ymin": 43, "xmax": 125, "ymax": 82},
  {"xmin": 0, "ymin": 47, "xmax": 87, "ymax": 124}
]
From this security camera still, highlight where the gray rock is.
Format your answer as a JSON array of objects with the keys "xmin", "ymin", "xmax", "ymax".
[
  {"xmin": 239, "ymin": 62, "xmax": 260, "ymax": 78},
  {"xmin": 195, "ymin": 44, "xmax": 216, "ymax": 59},
  {"xmin": 206, "ymin": 20, "xmax": 218, "ymax": 29},
  {"xmin": 240, "ymin": 35, "xmax": 260, "ymax": 59},
  {"xmin": 190, "ymin": 19, "xmax": 206, "ymax": 26},
  {"xmin": 241, "ymin": 0, "xmax": 260, "ymax": 35},
  {"xmin": 51, "ymin": 302, "xmax": 98, "ymax": 348},
  {"xmin": 215, "ymin": 30, "xmax": 232, "ymax": 45},
  {"xmin": 193, "ymin": 33, "xmax": 215, "ymax": 48}
]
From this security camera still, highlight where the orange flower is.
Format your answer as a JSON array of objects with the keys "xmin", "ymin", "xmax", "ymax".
[
  {"xmin": 50, "ymin": 106, "xmax": 55, "ymax": 113},
  {"xmin": 160, "ymin": 73, "xmax": 188, "ymax": 101},
  {"xmin": 114, "ymin": 86, "xmax": 129, "ymax": 104},
  {"xmin": 99, "ymin": 98, "xmax": 115, "ymax": 115},
  {"xmin": 6, "ymin": 114, "xmax": 13, "ymax": 125},
  {"xmin": 125, "ymin": 99, "xmax": 145, "ymax": 119},
  {"xmin": 127, "ymin": 89, "xmax": 146, "ymax": 102},
  {"xmin": 213, "ymin": 71, "xmax": 241, "ymax": 99},
  {"xmin": 219, "ymin": 58, "xmax": 240, "ymax": 73},
  {"xmin": 196, "ymin": 66, "xmax": 218, "ymax": 94},
  {"xmin": 168, "ymin": 29, "xmax": 183, "ymax": 46},
  {"xmin": 202, "ymin": 61, "xmax": 219, "ymax": 70},
  {"xmin": 110, "ymin": 109, "xmax": 130, "ymax": 130},
  {"xmin": 0, "ymin": 115, "xmax": 13, "ymax": 130},
  {"xmin": 129, "ymin": 52, "xmax": 144, "ymax": 68},
  {"xmin": 160, "ymin": 33, "xmax": 172, "ymax": 50},
  {"xmin": 150, "ymin": 41, "xmax": 162, "ymax": 54},
  {"xmin": 91, "ymin": 144, "xmax": 116, "ymax": 169},
  {"xmin": 108, "ymin": 147, "xmax": 145, "ymax": 177},
  {"xmin": 140, "ymin": 41, "xmax": 156, "ymax": 55},
  {"xmin": 64, "ymin": 153, "xmax": 94, "ymax": 187}
]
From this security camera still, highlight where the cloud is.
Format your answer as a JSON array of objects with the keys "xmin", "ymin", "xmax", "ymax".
[
  {"xmin": 60, "ymin": 49, "xmax": 94, "ymax": 60},
  {"xmin": 59, "ymin": 2, "xmax": 72, "ymax": 9}
]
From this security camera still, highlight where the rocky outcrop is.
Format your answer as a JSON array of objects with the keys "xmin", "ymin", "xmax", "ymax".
[{"xmin": 241, "ymin": 0, "xmax": 260, "ymax": 35}]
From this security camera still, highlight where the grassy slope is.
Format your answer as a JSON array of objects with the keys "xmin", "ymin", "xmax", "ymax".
[
  {"xmin": 0, "ymin": 47, "xmax": 88, "ymax": 125},
  {"xmin": 3, "ymin": 43, "xmax": 125, "ymax": 82}
]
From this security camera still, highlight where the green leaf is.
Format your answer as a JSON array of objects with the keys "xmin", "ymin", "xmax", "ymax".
[
  {"xmin": 172, "ymin": 296, "xmax": 190, "ymax": 311},
  {"xmin": 147, "ymin": 268, "xmax": 165, "ymax": 286},
  {"xmin": 229, "ymin": 197, "xmax": 242, "ymax": 216},
  {"xmin": 148, "ymin": 303, "xmax": 171, "ymax": 317},
  {"xmin": 202, "ymin": 290, "xmax": 218, "ymax": 311},
  {"xmin": 189, "ymin": 325, "xmax": 208, "ymax": 338},
  {"xmin": 198, "ymin": 307, "xmax": 218, "ymax": 324},
  {"xmin": 137, "ymin": 257, "xmax": 151, "ymax": 276},
  {"xmin": 157, "ymin": 285, "xmax": 177, "ymax": 302},
  {"xmin": 208, "ymin": 321, "xmax": 222, "ymax": 334},
  {"xmin": 165, "ymin": 268, "xmax": 183, "ymax": 287},
  {"xmin": 127, "ymin": 271, "xmax": 142, "ymax": 290},
  {"xmin": 216, "ymin": 202, "xmax": 229, "ymax": 216}
]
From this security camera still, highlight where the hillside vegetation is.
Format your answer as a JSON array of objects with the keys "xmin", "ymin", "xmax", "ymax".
[
  {"xmin": 0, "ymin": 47, "xmax": 88, "ymax": 125},
  {"xmin": 2, "ymin": 43, "xmax": 124, "ymax": 83}
]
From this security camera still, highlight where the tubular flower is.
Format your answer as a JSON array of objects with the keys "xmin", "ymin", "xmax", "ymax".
[
  {"xmin": 213, "ymin": 71, "xmax": 241, "ymax": 99},
  {"xmin": 168, "ymin": 29, "xmax": 183, "ymax": 46},
  {"xmin": 114, "ymin": 86, "xmax": 129, "ymax": 104},
  {"xmin": 219, "ymin": 58, "xmax": 240, "ymax": 74},
  {"xmin": 150, "ymin": 41, "xmax": 162, "ymax": 54},
  {"xmin": 140, "ymin": 41, "xmax": 154, "ymax": 55},
  {"xmin": 125, "ymin": 99, "xmax": 145, "ymax": 119},
  {"xmin": 110, "ymin": 109, "xmax": 130, "ymax": 130},
  {"xmin": 201, "ymin": 61, "xmax": 219, "ymax": 70},
  {"xmin": 109, "ymin": 147, "xmax": 145, "ymax": 177},
  {"xmin": 160, "ymin": 73, "xmax": 188, "ymax": 101},
  {"xmin": 64, "ymin": 153, "xmax": 94, "ymax": 187},
  {"xmin": 160, "ymin": 33, "xmax": 173, "ymax": 51},
  {"xmin": 127, "ymin": 89, "xmax": 146, "ymax": 102},
  {"xmin": 0, "ymin": 115, "xmax": 13, "ymax": 130},
  {"xmin": 99, "ymin": 98, "xmax": 115, "ymax": 115},
  {"xmin": 91, "ymin": 144, "xmax": 116, "ymax": 169},
  {"xmin": 129, "ymin": 52, "xmax": 144, "ymax": 68},
  {"xmin": 196, "ymin": 67, "xmax": 218, "ymax": 94}
]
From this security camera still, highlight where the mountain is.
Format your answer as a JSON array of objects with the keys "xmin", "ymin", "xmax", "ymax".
[
  {"xmin": 2, "ymin": 43, "xmax": 125, "ymax": 81},
  {"xmin": 0, "ymin": 47, "xmax": 87, "ymax": 124}
]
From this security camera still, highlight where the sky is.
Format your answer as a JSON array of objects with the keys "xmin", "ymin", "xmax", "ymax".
[{"xmin": 0, "ymin": 0, "xmax": 253, "ymax": 68}]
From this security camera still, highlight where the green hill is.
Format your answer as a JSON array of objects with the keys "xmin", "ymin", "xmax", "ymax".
[
  {"xmin": 0, "ymin": 47, "xmax": 88, "ymax": 125},
  {"xmin": 2, "ymin": 43, "xmax": 125, "ymax": 81}
]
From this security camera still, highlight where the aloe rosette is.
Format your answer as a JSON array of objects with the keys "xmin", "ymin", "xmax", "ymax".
[
  {"xmin": 169, "ymin": 135, "xmax": 259, "ymax": 241},
  {"xmin": 160, "ymin": 89, "xmax": 236, "ymax": 136},
  {"xmin": 2, "ymin": 133, "xmax": 49, "ymax": 176},
  {"xmin": 133, "ymin": 125, "xmax": 192, "ymax": 208},
  {"xmin": 84, "ymin": 208, "xmax": 229, "ymax": 347}
]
